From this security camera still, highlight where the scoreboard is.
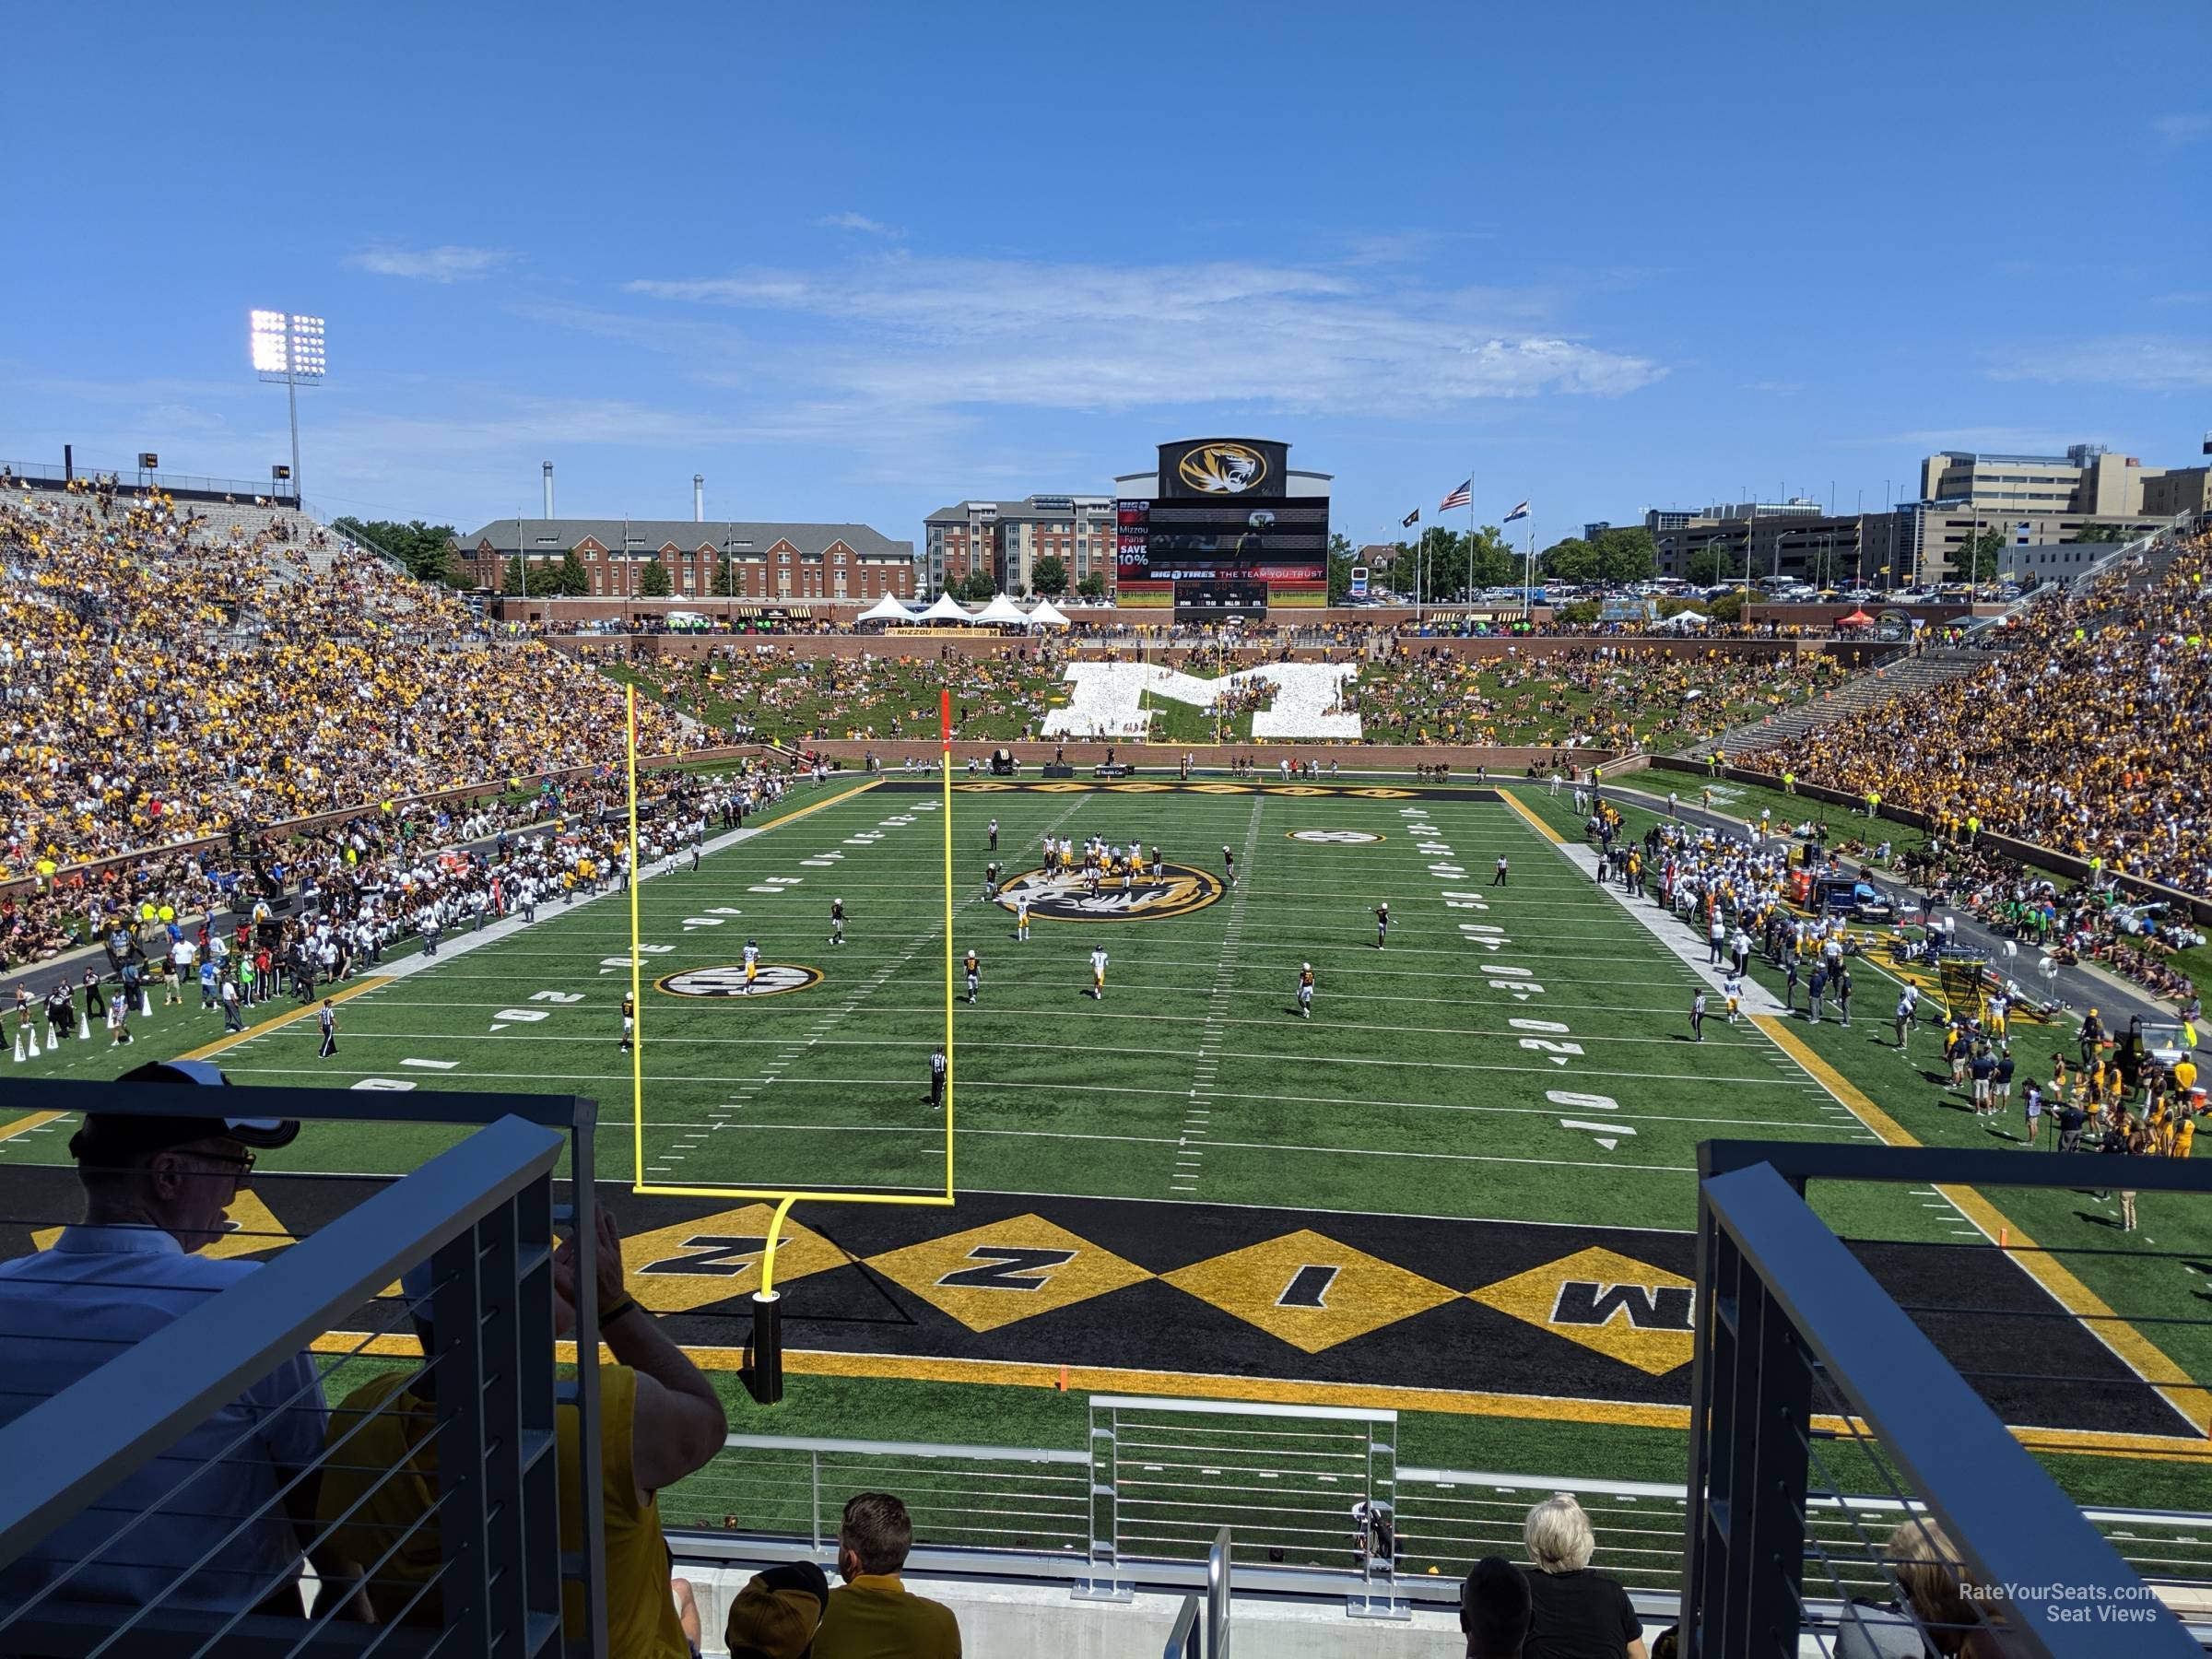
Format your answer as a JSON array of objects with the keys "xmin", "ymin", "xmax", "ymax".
[
  {"xmin": 1117, "ymin": 438, "xmax": 1331, "ymax": 612},
  {"xmin": 1113, "ymin": 497, "xmax": 1328, "ymax": 584}
]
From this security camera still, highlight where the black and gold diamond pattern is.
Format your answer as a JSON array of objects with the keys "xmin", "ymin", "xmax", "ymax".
[
  {"xmin": 0, "ymin": 1168, "xmax": 2165, "ymax": 1435},
  {"xmin": 620, "ymin": 1204, "xmax": 850, "ymax": 1313},
  {"xmin": 1467, "ymin": 1245, "xmax": 1696, "ymax": 1377},
  {"xmin": 866, "ymin": 1213, "xmax": 1152, "ymax": 1333},
  {"xmin": 1163, "ymin": 1229, "xmax": 1459, "ymax": 1354}
]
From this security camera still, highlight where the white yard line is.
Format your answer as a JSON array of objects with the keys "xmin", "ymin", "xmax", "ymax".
[{"xmin": 1177, "ymin": 799, "xmax": 1264, "ymax": 1196}]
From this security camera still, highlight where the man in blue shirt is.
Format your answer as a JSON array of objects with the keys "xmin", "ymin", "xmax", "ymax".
[{"xmin": 0, "ymin": 1070, "xmax": 365, "ymax": 1623}]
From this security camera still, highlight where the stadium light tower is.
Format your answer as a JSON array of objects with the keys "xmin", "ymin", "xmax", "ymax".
[{"xmin": 250, "ymin": 310, "xmax": 325, "ymax": 507}]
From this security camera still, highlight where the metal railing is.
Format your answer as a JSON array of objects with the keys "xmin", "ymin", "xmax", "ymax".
[
  {"xmin": 1164, "ymin": 1527, "xmax": 1231, "ymax": 1658},
  {"xmin": 0, "ymin": 1104, "xmax": 571, "ymax": 1656},
  {"xmin": 1088, "ymin": 1395, "xmax": 1402, "ymax": 1617},
  {"xmin": 662, "ymin": 1433, "xmax": 1092, "ymax": 1557},
  {"xmin": 2, "ymin": 458, "xmax": 301, "ymax": 506},
  {"xmin": 1683, "ymin": 1139, "xmax": 2212, "ymax": 1656},
  {"xmin": 0, "ymin": 1078, "xmax": 611, "ymax": 1657}
]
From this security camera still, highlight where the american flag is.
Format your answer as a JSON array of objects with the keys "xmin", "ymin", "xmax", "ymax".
[{"xmin": 1439, "ymin": 478, "xmax": 1472, "ymax": 512}]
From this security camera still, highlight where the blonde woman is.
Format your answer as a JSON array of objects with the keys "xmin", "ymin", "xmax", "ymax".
[
  {"xmin": 1836, "ymin": 1516, "xmax": 2005, "ymax": 1657},
  {"xmin": 1521, "ymin": 1493, "xmax": 1644, "ymax": 1659}
]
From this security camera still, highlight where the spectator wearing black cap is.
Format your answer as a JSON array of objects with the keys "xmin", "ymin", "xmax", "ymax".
[
  {"xmin": 1461, "ymin": 1555, "xmax": 1533, "ymax": 1657},
  {"xmin": 815, "ymin": 1491, "xmax": 961, "ymax": 1658},
  {"xmin": 724, "ymin": 1560, "xmax": 830, "ymax": 1658},
  {"xmin": 0, "ymin": 1063, "xmax": 368, "ymax": 1622}
]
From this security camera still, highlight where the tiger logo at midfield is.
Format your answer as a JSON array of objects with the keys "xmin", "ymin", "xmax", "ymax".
[{"xmin": 995, "ymin": 863, "xmax": 1223, "ymax": 923}]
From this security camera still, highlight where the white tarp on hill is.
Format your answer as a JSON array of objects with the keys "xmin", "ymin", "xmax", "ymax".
[{"xmin": 1041, "ymin": 663, "xmax": 1361, "ymax": 739}]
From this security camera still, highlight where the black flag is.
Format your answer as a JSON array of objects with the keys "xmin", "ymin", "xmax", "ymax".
[{"xmin": 1401, "ymin": 509, "xmax": 1419, "ymax": 528}]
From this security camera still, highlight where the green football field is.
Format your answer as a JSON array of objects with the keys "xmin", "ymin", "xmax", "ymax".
[{"xmin": 3, "ymin": 772, "xmax": 2206, "ymax": 1510}]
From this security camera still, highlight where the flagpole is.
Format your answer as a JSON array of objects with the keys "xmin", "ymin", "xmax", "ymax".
[
  {"xmin": 1465, "ymin": 464, "xmax": 1475, "ymax": 611},
  {"xmin": 1523, "ymin": 512, "xmax": 1532, "ymax": 615}
]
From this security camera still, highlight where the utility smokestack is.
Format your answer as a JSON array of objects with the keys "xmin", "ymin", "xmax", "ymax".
[
  {"xmin": 694, "ymin": 474, "xmax": 704, "ymax": 522},
  {"xmin": 542, "ymin": 461, "xmax": 554, "ymax": 519}
]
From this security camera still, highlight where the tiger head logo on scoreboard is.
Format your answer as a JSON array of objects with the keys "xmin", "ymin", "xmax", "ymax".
[
  {"xmin": 1174, "ymin": 441, "xmax": 1268, "ymax": 495},
  {"xmin": 995, "ymin": 863, "xmax": 1223, "ymax": 923}
]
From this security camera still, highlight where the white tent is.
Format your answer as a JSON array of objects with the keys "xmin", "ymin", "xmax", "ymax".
[
  {"xmin": 972, "ymin": 592, "xmax": 1030, "ymax": 626},
  {"xmin": 853, "ymin": 594, "xmax": 917, "ymax": 624},
  {"xmin": 1026, "ymin": 598, "xmax": 1072, "ymax": 627},
  {"xmin": 917, "ymin": 592, "xmax": 976, "ymax": 624}
]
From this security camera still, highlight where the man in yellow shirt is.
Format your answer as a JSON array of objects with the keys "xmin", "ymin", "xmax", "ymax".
[
  {"xmin": 812, "ymin": 1492, "xmax": 962, "ymax": 1658},
  {"xmin": 315, "ymin": 1209, "xmax": 726, "ymax": 1653}
]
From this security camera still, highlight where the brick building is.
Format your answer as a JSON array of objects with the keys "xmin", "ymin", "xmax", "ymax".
[
  {"xmin": 451, "ymin": 518, "xmax": 916, "ymax": 602},
  {"xmin": 922, "ymin": 495, "xmax": 1116, "ymax": 597}
]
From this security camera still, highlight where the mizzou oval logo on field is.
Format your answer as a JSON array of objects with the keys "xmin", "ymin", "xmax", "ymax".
[
  {"xmin": 1286, "ymin": 830, "xmax": 1384, "ymax": 844},
  {"xmin": 995, "ymin": 863, "xmax": 1223, "ymax": 923},
  {"xmin": 1176, "ymin": 441, "xmax": 1268, "ymax": 495},
  {"xmin": 654, "ymin": 963, "xmax": 823, "ymax": 999}
]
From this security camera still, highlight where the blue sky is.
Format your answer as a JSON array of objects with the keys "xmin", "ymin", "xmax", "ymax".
[{"xmin": 6, "ymin": 2, "xmax": 2208, "ymax": 552}]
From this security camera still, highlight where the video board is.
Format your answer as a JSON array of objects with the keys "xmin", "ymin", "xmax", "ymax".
[{"xmin": 1115, "ymin": 497, "xmax": 1327, "ymax": 583}]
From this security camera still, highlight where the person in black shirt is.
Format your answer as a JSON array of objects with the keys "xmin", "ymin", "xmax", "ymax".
[{"xmin": 1520, "ymin": 1494, "xmax": 1644, "ymax": 1659}]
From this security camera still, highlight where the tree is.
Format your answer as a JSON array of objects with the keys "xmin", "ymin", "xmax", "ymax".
[
  {"xmin": 1686, "ymin": 544, "xmax": 1747, "ymax": 587},
  {"xmin": 1030, "ymin": 555, "xmax": 1068, "ymax": 596},
  {"xmin": 1328, "ymin": 547, "xmax": 1356, "ymax": 606},
  {"xmin": 639, "ymin": 558, "xmax": 674, "ymax": 597},
  {"xmin": 1478, "ymin": 529, "xmax": 1522, "ymax": 592},
  {"xmin": 956, "ymin": 569, "xmax": 998, "ymax": 603},
  {"xmin": 1077, "ymin": 571, "xmax": 1107, "ymax": 600},
  {"xmin": 1592, "ymin": 526, "xmax": 1657, "ymax": 585},
  {"xmin": 501, "ymin": 554, "xmax": 532, "ymax": 595},
  {"xmin": 333, "ymin": 516, "xmax": 464, "ymax": 586},
  {"xmin": 557, "ymin": 547, "xmax": 591, "ymax": 596},
  {"xmin": 1707, "ymin": 591, "xmax": 1745, "ymax": 625},
  {"xmin": 1959, "ymin": 528, "xmax": 2005, "ymax": 583},
  {"xmin": 1539, "ymin": 538, "xmax": 1597, "ymax": 583},
  {"xmin": 710, "ymin": 557, "xmax": 738, "ymax": 596}
]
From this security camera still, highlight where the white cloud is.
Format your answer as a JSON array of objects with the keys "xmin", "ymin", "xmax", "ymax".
[
  {"xmin": 346, "ymin": 244, "xmax": 512, "ymax": 282},
  {"xmin": 2151, "ymin": 112, "xmax": 2212, "ymax": 145},
  {"xmin": 814, "ymin": 211, "xmax": 901, "ymax": 237},
  {"xmin": 1986, "ymin": 336, "xmax": 2212, "ymax": 392},
  {"xmin": 621, "ymin": 253, "xmax": 1665, "ymax": 416}
]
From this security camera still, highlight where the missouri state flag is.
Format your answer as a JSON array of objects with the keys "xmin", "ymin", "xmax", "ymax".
[{"xmin": 1502, "ymin": 501, "xmax": 1531, "ymax": 524}]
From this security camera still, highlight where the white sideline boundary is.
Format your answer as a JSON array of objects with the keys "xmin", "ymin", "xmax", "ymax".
[{"xmin": 1516, "ymin": 824, "xmax": 1788, "ymax": 1018}]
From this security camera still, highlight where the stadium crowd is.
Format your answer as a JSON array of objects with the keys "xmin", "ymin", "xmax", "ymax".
[
  {"xmin": 0, "ymin": 488, "xmax": 717, "ymax": 960},
  {"xmin": 1337, "ymin": 645, "xmax": 1842, "ymax": 750},
  {"xmin": 617, "ymin": 638, "xmax": 1841, "ymax": 752},
  {"xmin": 1900, "ymin": 837, "xmax": 2201, "ymax": 1003},
  {"xmin": 6, "ymin": 765, "xmax": 807, "ymax": 1056},
  {"xmin": 1742, "ymin": 535, "xmax": 2212, "ymax": 902}
]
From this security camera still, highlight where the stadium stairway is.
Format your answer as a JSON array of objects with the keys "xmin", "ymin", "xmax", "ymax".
[{"xmin": 1677, "ymin": 647, "xmax": 1987, "ymax": 761}]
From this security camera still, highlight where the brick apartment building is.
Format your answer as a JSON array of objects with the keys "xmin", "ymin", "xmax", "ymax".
[
  {"xmin": 922, "ymin": 495, "xmax": 1115, "ymax": 597},
  {"xmin": 451, "ymin": 518, "xmax": 917, "ymax": 603}
]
